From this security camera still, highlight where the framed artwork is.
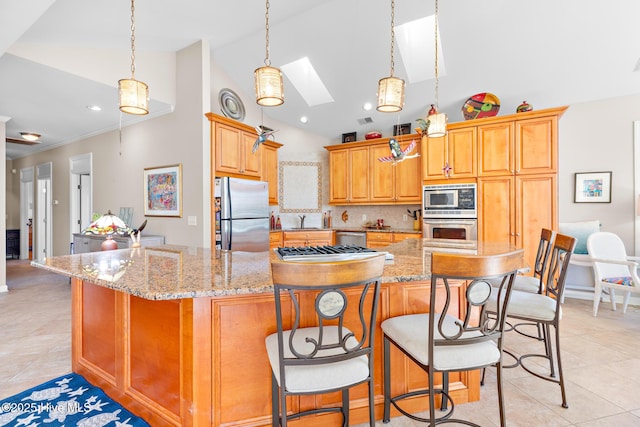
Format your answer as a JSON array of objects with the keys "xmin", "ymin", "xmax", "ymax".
[
  {"xmin": 144, "ymin": 164, "xmax": 182, "ymax": 216},
  {"xmin": 574, "ymin": 171, "xmax": 612, "ymax": 203},
  {"xmin": 393, "ymin": 123, "xmax": 411, "ymax": 136},
  {"xmin": 341, "ymin": 132, "xmax": 357, "ymax": 143}
]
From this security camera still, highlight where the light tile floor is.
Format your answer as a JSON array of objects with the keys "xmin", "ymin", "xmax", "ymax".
[{"xmin": 2, "ymin": 260, "xmax": 640, "ymax": 426}]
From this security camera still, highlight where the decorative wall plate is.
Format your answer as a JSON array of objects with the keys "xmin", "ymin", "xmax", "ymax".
[
  {"xmin": 461, "ymin": 92, "xmax": 500, "ymax": 120},
  {"xmin": 218, "ymin": 88, "xmax": 246, "ymax": 121}
]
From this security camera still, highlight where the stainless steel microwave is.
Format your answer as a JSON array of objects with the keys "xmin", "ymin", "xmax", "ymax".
[{"xmin": 422, "ymin": 183, "xmax": 477, "ymax": 219}]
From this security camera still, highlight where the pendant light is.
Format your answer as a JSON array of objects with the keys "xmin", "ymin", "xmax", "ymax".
[
  {"xmin": 118, "ymin": 0, "xmax": 149, "ymax": 115},
  {"xmin": 377, "ymin": 0, "xmax": 405, "ymax": 112},
  {"xmin": 255, "ymin": 0, "xmax": 284, "ymax": 107},
  {"xmin": 427, "ymin": 0, "xmax": 447, "ymax": 137}
]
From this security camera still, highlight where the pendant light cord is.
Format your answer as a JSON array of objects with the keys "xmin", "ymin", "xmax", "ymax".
[
  {"xmin": 434, "ymin": 0, "xmax": 439, "ymax": 111},
  {"xmin": 264, "ymin": 0, "xmax": 271, "ymax": 66},
  {"xmin": 129, "ymin": 0, "xmax": 137, "ymax": 79},
  {"xmin": 389, "ymin": 0, "xmax": 396, "ymax": 77}
]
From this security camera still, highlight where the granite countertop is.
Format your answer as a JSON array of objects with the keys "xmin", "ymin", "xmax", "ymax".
[
  {"xmin": 33, "ymin": 240, "xmax": 521, "ymax": 301},
  {"xmin": 272, "ymin": 227, "xmax": 421, "ymax": 234}
]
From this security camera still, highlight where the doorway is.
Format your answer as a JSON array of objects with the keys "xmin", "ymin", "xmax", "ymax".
[
  {"xmin": 70, "ymin": 154, "xmax": 92, "ymax": 246},
  {"xmin": 36, "ymin": 162, "xmax": 52, "ymax": 259},
  {"xmin": 19, "ymin": 167, "xmax": 34, "ymax": 260}
]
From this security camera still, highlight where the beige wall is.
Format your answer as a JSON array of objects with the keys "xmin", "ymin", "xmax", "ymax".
[
  {"xmin": 558, "ymin": 93, "xmax": 640, "ymax": 254},
  {"xmin": 5, "ymin": 160, "xmax": 19, "ymax": 229},
  {"xmin": 8, "ymin": 41, "xmax": 210, "ymax": 256}
]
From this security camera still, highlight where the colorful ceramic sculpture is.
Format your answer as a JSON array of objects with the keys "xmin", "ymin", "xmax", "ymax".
[
  {"xmin": 462, "ymin": 92, "xmax": 500, "ymax": 120},
  {"xmin": 517, "ymin": 100, "xmax": 533, "ymax": 113}
]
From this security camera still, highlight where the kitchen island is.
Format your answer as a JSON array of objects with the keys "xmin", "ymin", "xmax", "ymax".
[{"xmin": 34, "ymin": 239, "xmax": 522, "ymax": 426}]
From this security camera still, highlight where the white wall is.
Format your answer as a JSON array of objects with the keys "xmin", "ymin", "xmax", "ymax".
[{"xmin": 558, "ymin": 93, "xmax": 640, "ymax": 254}]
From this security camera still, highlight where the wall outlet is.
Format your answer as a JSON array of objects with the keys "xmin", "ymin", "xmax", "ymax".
[
  {"xmin": 403, "ymin": 214, "xmax": 408, "ymax": 222},
  {"xmin": 188, "ymin": 216, "xmax": 197, "ymax": 226},
  {"xmin": 362, "ymin": 214, "xmax": 367, "ymax": 222}
]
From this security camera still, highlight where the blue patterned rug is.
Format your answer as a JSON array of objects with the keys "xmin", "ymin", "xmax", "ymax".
[{"xmin": 0, "ymin": 373, "xmax": 150, "ymax": 426}]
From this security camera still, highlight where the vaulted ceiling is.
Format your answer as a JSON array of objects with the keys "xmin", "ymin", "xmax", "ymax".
[{"xmin": 3, "ymin": 0, "xmax": 640, "ymax": 160}]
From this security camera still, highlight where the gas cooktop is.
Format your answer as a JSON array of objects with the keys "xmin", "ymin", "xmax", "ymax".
[{"xmin": 276, "ymin": 245, "xmax": 393, "ymax": 262}]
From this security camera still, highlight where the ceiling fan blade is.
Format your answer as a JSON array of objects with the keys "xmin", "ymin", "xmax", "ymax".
[{"xmin": 6, "ymin": 137, "xmax": 40, "ymax": 146}]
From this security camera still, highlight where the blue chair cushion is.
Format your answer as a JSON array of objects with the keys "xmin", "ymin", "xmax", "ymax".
[{"xmin": 602, "ymin": 276, "xmax": 634, "ymax": 287}]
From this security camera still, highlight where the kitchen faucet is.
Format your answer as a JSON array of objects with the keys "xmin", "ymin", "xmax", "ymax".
[{"xmin": 298, "ymin": 215, "xmax": 306, "ymax": 229}]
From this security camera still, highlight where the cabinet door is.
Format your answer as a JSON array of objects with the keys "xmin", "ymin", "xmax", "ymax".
[
  {"xmin": 262, "ymin": 144, "xmax": 279, "ymax": 205},
  {"xmin": 393, "ymin": 233, "xmax": 422, "ymax": 242},
  {"xmin": 516, "ymin": 174, "xmax": 557, "ymax": 270},
  {"xmin": 395, "ymin": 140, "xmax": 422, "ymax": 202},
  {"xmin": 366, "ymin": 232, "xmax": 393, "ymax": 248},
  {"xmin": 350, "ymin": 146, "xmax": 370, "ymax": 202},
  {"xmin": 241, "ymin": 132, "xmax": 261, "ymax": 177},
  {"xmin": 477, "ymin": 122, "xmax": 514, "ymax": 176},
  {"xmin": 215, "ymin": 124, "xmax": 243, "ymax": 175},
  {"xmin": 515, "ymin": 116, "xmax": 557, "ymax": 175},
  {"xmin": 370, "ymin": 144, "xmax": 395, "ymax": 202},
  {"xmin": 329, "ymin": 149, "xmax": 349, "ymax": 204},
  {"xmin": 477, "ymin": 176, "xmax": 515, "ymax": 245},
  {"xmin": 447, "ymin": 127, "xmax": 477, "ymax": 179},
  {"xmin": 421, "ymin": 135, "xmax": 447, "ymax": 181}
]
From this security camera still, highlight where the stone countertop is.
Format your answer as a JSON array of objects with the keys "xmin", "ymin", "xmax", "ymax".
[
  {"xmin": 33, "ymin": 240, "xmax": 521, "ymax": 301},
  {"xmin": 272, "ymin": 227, "xmax": 421, "ymax": 234}
]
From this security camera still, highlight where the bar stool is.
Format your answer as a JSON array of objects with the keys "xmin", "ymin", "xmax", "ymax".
[
  {"xmin": 266, "ymin": 254, "xmax": 386, "ymax": 427},
  {"xmin": 382, "ymin": 249, "xmax": 523, "ymax": 426},
  {"xmin": 489, "ymin": 233, "xmax": 576, "ymax": 408}
]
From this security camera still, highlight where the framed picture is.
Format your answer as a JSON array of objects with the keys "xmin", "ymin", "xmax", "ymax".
[
  {"xmin": 144, "ymin": 164, "xmax": 183, "ymax": 217},
  {"xmin": 145, "ymin": 248, "xmax": 183, "ymax": 288},
  {"xmin": 393, "ymin": 123, "xmax": 411, "ymax": 136},
  {"xmin": 341, "ymin": 132, "xmax": 357, "ymax": 143},
  {"xmin": 574, "ymin": 171, "xmax": 612, "ymax": 203}
]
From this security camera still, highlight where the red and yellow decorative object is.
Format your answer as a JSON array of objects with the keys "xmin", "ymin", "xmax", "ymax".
[
  {"xmin": 516, "ymin": 100, "xmax": 533, "ymax": 113},
  {"xmin": 365, "ymin": 131, "xmax": 382, "ymax": 140},
  {"xmin": 462, "ymin": 92, "xmax": 500, "ymax": 120}
]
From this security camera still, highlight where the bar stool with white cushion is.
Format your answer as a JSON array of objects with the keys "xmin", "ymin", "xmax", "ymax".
[
  {"xmin": 266, "ymin": 254, "xmax": 386, "ymax": 427},
  {"xmin": 382, "ymin": 249, "xmax": 523, "ymax": 426}
]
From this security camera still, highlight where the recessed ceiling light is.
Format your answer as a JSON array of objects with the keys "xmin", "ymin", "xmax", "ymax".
[
  {"xmin": 86, "ymin": 105, "xmax": 102, "ymax": 111},
  {"xmin": 20, "ymin": 132, "xmax": 41, "ymax": 141},
  {"xmin": 363, "ymin": 102, "xmax": 373, "ymax": 111},
  {"xmin": 300, "ymin": 116, "xmax": 309, "ymax": 124}
]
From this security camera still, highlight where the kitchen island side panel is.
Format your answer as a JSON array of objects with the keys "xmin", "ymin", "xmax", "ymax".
[{"xmin": 72, "ymin": 277, "xmax": 477, "ymax": 427}]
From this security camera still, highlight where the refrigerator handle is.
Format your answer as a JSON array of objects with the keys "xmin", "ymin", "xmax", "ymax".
[{"xmin": 221, "ymin": 219, "xmax": 232, "ymax": 250}]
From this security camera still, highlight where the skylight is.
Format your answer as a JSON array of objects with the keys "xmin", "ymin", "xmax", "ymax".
[
  {"xmin": 281, "ymin": 57, "xmax": 334, "ymax": 107},
  {"xmin": 395, "ymin": 15, "xmax": 446, "ymax": 84}
]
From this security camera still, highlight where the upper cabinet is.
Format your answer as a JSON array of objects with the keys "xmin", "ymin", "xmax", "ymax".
[
  {"xmin": 206, "ymin": 113, "xmax": 282, "ymax": 205},
  {"xmin": 326, "ymin": 136, "xmax": 421, "ymax": 205},
  {"xmin": 421, "ymin": 127, "xmax": 476, "ymax": 181}
]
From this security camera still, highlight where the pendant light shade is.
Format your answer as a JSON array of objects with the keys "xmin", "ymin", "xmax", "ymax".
[
  {"xmin": 255, "ymin": 0, "xmax": 284, "ymax": 106},
  {"xmin": 377, "ymin": 0, "xmax": 404, "ymax": 112},
  {"xmin": 119, "ymin": 0, "xmax": 149, "ymax": 115},
  {"xmin": 377, "ymin": 76, "xmax": 405, "ymax": 113},
  {"xmin": 255, "ymin": 65, "xmax": 284, "ymax": 107},
  {"xmin": 427, "ymin": 112, "xmax": 447, "ymax": 137},
  {"xmin": 118, "ymin": 78, "xmax": 149, "ymax": 115}
]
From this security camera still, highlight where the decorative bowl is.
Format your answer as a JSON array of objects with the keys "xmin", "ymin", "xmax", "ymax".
[
  {"xmin": 365, "ymin": 131, "xmax": 382, "ymax": 140},
  {"xmin": 461, "ymin": 92, "xmax": 500, "ymax": 120}
]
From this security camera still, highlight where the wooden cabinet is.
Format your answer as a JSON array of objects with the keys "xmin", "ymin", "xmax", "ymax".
[
  {"xmin": 421, "ymin": 128, "xmax": 476, "ymax": 181},
  {"xmin": 282, "ymin": 230, "xmax": 334, "ymax": 247},
  {"xmin": 478, "ymin": 114, "xmax": 557, "ymax": 177},
  {"xmin": 214, "ymin": 122, "xmax": 261, "ymax": 177},
  {"xmin": 269, "ymin": 231, "xmax": 283, "ymax": 249},
  {"xmin": 366, "ymin": 231, "xmax": 421, "ymax": 248},
  {"xmin": 72, "ymin": 234, "xmax": 165, "ymax": 253},
  {"xmin": 370, "ymin": 141, "xmax": 421, "ymax": 203},
  {"xmin": 329, "ymin": 146, "xmax": 370, "ymax": 204},
  {"xmin": 478, "ymin": 174, "xmax": 556, "ymax": 272},
  {"xmin": 261, "ymin": 141, "xmax": 283, "ymax": 205},
  {"xmin": 327, "ymin": 137, "xmax": 421, "ymax": 205}
]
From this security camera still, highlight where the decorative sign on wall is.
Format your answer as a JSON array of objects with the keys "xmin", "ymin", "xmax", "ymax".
[{"xmin": 279, "ymin": 161, "xmax": 322, "ymax": 213}]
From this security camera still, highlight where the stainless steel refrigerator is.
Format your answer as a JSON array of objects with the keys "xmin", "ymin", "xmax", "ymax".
[{"xmin": 214, "ymin": 177, "xmax": 269, "ymax": 252}]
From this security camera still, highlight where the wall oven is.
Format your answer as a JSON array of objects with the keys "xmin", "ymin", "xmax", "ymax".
[{"xmin": 423, "ymin": 183, "xmax": 477, "ymax": 248}]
